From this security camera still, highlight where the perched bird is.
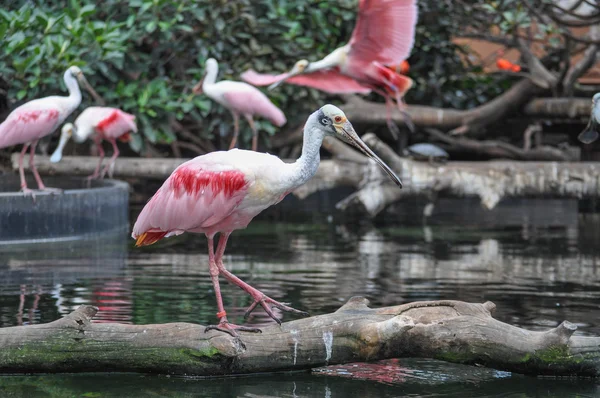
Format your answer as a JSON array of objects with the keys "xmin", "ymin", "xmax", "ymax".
[
  {"xmin": 0, "ymin": 66, "xmax": 100, "ymax": 194},
  {"xmin": 241, "ymin": 0, "xmax": 418, "ymax": 135},
  {"xmin": 193, "ymin": 58, "xmax": 286, "ymax": 152},
  {"xmin": 496, "ymin": 58, "xmax": 521, "ymax": 73},
  {"xmin": 50, "ymin": 107, "xmax": 137, "ymax": 180},
  {"xmin": 132, "ymin": 104, "xmax": 402, "ymax": 336},
  {"xmin": 579, "ymin": 93, "xmax": 600, "ymax": 144}
]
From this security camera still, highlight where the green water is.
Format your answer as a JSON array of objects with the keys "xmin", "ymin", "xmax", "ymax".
[{"xmin": 1, "ymin": 198, "xmax": 599, "ymax": 397}]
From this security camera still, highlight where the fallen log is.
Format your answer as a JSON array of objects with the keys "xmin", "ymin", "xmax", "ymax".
[
  {"xmin": 0, "ymin": 298, "xmax": 598, "ymax": 377},
  {"xmin": 10, "ymin": 148, "xmax": 600, "ymax": 217}
]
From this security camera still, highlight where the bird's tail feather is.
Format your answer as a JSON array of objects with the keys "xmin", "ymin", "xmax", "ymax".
[{"xmin": 135, "ymin": 231, "xmax": 168, "ymax": 247}]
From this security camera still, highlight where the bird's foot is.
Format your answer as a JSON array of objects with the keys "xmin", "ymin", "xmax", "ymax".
[
  {"xmin": 21, "ymin": 186, "xmax": 36, "ymax": 200},
  {"xmin": 244, "ymin": 293, "xmax": 309, "ymax": 324},
  {"xmin": 41, "ymin": 187, "xmax": 63, "ymax": 195},
  {"xmin": 204, "ymin": 321, "xmax": 262, "ymax": 338}
]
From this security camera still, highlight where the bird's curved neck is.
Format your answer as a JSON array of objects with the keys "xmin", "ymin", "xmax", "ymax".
[
  {"xmin": 307, "ymin": 46, "xmax": 348, "ymax": 72},
  {"xmin": 284, "ymin": 114, "xmax": 324, "ymax": 188},
  {"xmin": 63, "ymin": 70, "xmax": 82, "ymax": 110},
  {"xmin": 203, "ymin": 63, "xmax": 219, "ymax": 90}
]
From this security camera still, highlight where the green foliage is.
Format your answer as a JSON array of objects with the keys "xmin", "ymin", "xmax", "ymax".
[{"xmin": 0, "ymin": 0, "xmax": 512, "ymax": 153}]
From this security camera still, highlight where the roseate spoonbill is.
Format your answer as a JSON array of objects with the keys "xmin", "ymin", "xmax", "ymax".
[
  {"xmin": 578, "ymin": 93, "xmax": 600, "ymax": 144},
  {"xmin": 132, "ymin": 104, "xmax": 402, "ymax": 336},
  {"xmin": 0, "ymin": 66, "xmax": 100, "ymax": 194},
  {"xmin": 50, "ymin": 106, "xmax": 137, "ymax": 179},
  {"xmin": 241, "ymin": 0, "xmax": 418, "ymax": 135},
  {"xmin": 193, "ymin": 58, "xmax": 286, "ymax": 152}
]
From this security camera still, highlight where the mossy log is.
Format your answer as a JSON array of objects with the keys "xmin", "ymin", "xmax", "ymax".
[{"xmin": 0, "ymin": 298, "xmax": 599, "ymax": 377}]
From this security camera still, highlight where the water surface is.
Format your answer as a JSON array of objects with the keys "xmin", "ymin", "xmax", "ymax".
[{"xmin": 1, "ymin": 198, "xmax": 599, "ymax": 397}]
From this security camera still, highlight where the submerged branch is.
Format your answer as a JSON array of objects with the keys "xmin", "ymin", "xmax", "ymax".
[{"xmin": 0, "ymin": 299, "xmax": 598, "ymax": 377}]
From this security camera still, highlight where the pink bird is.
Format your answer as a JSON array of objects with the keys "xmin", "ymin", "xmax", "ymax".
[
  {"xmin": 192, "ymin": 58, "xmax": 286, "ymax": 152},
  {"xmin": 50, "ymin": 107, "xmax": 137, "ymax": 180},
  {"xmin": 0, "ymin": 66, "xmax": 100, "ymax": 194},
  {"xmin": 241, "ymin": 0, "xmax": 418, "ymax": 135},
  {"xmin": 132, "ymin": 104, "xmax": 403, "ymax": 337}
]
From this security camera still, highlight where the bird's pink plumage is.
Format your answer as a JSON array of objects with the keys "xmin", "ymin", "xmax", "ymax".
[
  {"xmin": 241, "ymin": 69, "xmax": 372, "ymax": 95},
  {"xmin": 132, "ymin": 160, "xmax": 250, "ymax": 244},
  {"xmin": 95, "ymin": 109, "xmax": 137, "ymax": 140},
  {"xmin": 222, "ymin": 90, "xmax": 286, "ymax": 126},
  {"xmin": 0, "ymin": 108, "xmax": 61, "ymax": 148},
  {"xmin": 348, "ymin": 0, "xmax": 418, "ymax": 65}
]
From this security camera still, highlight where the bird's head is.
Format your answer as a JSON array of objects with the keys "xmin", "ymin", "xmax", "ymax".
[
  {"xmin": 593, "ymin": 92, "xmax": 600, "ymax": 105},
  {"xmin": 192, "ymin": 58, "xmax": 219, "ymax": 95},
  {"xmin": 50, "ymin": 123, "xmax": 75, "ymax": 163},
  {"xmin": 316, "ymin": 104, "xmax": 403, "ymax": 188},
  {"xmin": 268, "ymin": 59, "xmax": 310, "ymax": 90},
  {"xmin": 291, "ymin": 59, "xmax": 309, "ymax": 74},
  {"xmin": 66, "ymin": 65, "xmax": 104, "ymax": 104}
]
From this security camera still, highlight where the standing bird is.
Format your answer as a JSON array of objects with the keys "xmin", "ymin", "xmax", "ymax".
[
  {"xmin": 578, "ymin": 93, "xmax": 600, "ymax": 144},
  {"xmin": 132, "ymin": 104, "xmax": 402, "ymax": 336},
  {"xmin": 0, "ymin": 66, "xmax": 100, "ymax": 194},
  {"xmin": 50, "ymin": 107, "xmax": 137, "ymax": 180},
  {"xmin": 241, "ymin": 0, "xmax": 418, "ymax": 135},
  {"xmin": 193, "ymin": 58, "xmax": 286, "ymax": 152}
]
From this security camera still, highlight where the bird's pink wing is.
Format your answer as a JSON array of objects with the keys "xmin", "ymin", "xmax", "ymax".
[
  {"xmin": 348, "ymin": 0, "xmax": 418, "ymax": 65},
  {"xmin": 96, "ymin": 108, "xmax": 138, "ymax": 139},
  {"xmin": 132, "ymin": 158, "xmax": 252, "ymax": 242},
  {"xmin": 241, "ymin": 69, "xmax": 372, "ymax": 95},
  {"xmin": 223, "ymin": 90, "xmax": 286, "ymax": 126},
  {"xmin": 0, "ymin": 107, "xmax": 61, "ymax": 148}
]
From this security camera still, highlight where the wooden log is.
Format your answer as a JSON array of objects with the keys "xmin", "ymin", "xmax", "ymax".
[
  {"xmin": 0, "ymin": 298, "xmax": 598, "ymax": 377},
  {"xmin": 11, "ymin": 151, "xmax": 600, "ymax": 217}
]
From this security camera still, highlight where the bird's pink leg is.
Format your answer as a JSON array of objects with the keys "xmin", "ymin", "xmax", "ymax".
[
  {"xmin": 214, "ymin": 233, "xmax": 309, "ymax": 324},
  {"xmin": 28, "ymin": 141, "xmax": 47, "ymax": 190},
  {"xmin": 394, "ymin": 91, "xmax": 415, "ymax": 132},
  {"xmin": 29, "ymin": 141, "xmax": 61, "ymax": 193},
  {"xmin": 100, "ymin": 138, "xmax": 119, "ymax": 179},
  {"xmin": 18, "ymin": 143, "xmax": 33, "ymax": 195},
  {"xmin": 245, "ymin": 115, "xmax": 258, "ymax": 152},
  {"xmin": 87, "ymin": 135, "xmax": 105, "ymax": 181},
  {"xmin": 229, "ymin": 113, "xmax": 240, "ymax": 150},
  {"xmin": 204, "ymin": 235, "xmax": 262, "ymax": 337}
]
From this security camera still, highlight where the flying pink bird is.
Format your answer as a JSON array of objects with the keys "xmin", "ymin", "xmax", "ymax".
[
  {"xmin": 241, "ymin": 0, "xmax": 418, "ymax": 135},
  {"xmin": 193, "ymin": 58, "xmax": 286, "ymax": 152},
  {"xmin": 132, "ymin": 104, "xmax": 403, "ymax": 337},
  {"xmin": 50, "ymin": 107, "xmax": 137, "ymax": 180},
  {"xmin": 0, "ymin": 66, "xmax": 100, "ymax": 194}
]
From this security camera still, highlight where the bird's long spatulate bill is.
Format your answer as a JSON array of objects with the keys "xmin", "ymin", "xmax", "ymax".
[
  {"xmin": 50, "ymin": 128, "xmax": 71, "ymax": 163},
  {"xmin": 342, "ymin": 122, "xmax": 403, "ymax": 188},
  {"xmin": 77, "ymin": 74, "xmax": 105, "ymax": 105}
]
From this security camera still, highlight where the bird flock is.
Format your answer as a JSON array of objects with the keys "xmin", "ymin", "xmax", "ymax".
[{"xmin": 0, "ymin": 0, "xmax": 597, "ymax": 336}]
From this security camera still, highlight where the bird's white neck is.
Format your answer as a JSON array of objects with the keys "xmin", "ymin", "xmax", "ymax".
[
  {"xmin": 306, "ymin": 45, "xmax": 348, "ymax": 72},
  {"xmin": 63, "ymin": 69, "xmax": 82, "ymax": 111},
  {"xmin": 284, "ymin": 112, "xmax": 324, "ymax": 189},
  {"xmin": 203, "ymin": 62, "xmax": 219, "ymax": 90}
]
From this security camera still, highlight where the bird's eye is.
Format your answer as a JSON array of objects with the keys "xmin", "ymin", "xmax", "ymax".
[{"xmin": 334, "ymin": 116, "xmax": 343, "ymax": 123}]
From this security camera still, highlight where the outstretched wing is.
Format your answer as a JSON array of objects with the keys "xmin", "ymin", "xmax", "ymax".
[
  {"xmin": 241, "ymin": 69, "xmax": 372, "ymax": 95},
  {"xmin": 348, "ymin": 0, "xmax": 418, "ymax": 65}
]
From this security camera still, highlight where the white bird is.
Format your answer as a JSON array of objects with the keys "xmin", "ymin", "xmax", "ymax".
[
  {"xmin": 0, "ymin": 66, "xmax": 100, "ymax": 194},
  {"xmin": 132, "ymin": 104, "xmax": 402, "ymax": 337},
  {"xmin": 51, "ymin": 106, "xmax": 137, "ymax": 179},
  {"xmin": 192, "ymin": 58, "xmax": 286, "ymax": 152}
]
